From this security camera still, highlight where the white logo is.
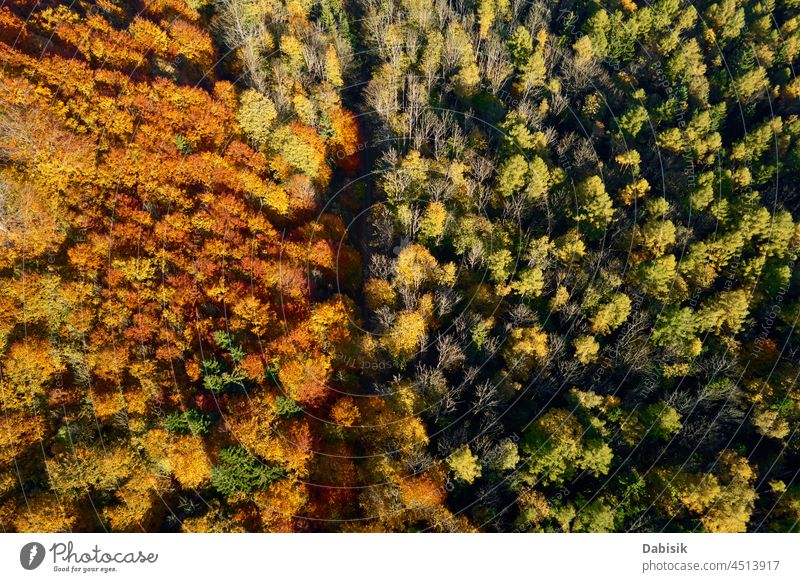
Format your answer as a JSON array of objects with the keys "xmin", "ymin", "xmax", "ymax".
[{"xmin": 20, "ymin": 542, "xmax": 46, "ymax": 570}]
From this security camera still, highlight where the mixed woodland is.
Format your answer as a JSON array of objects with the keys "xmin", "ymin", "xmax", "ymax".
[{"xmin": 1, "ymin": 0, "xmax": 800, "ymax": 532}]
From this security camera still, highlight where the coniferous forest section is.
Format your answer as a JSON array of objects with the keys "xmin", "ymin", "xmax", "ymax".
[{"xmin": 1, "ymin": 0, "xmax": 800, "ymax": 533}]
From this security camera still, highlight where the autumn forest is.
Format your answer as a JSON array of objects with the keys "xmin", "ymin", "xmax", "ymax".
[{"xmin": 1, "ymin": 0, "xmax": 800, "ymax": 533}]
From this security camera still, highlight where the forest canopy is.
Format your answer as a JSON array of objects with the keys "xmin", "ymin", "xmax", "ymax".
[{"xmin": 1, "ymin": 0, "xmax": 800, "ymax": 533}]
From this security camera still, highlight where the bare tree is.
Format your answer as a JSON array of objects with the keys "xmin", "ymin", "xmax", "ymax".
[
  {"xmin": 214, "ymin": 0, "xmax": 277, "ymax": 93},
  {"xmin": 436, "ymin": 333, "xmax": 465, "ymax": 371},
  {"xmin": 477, "ymin": 37, "xmax": 513, "ymax": 95}
]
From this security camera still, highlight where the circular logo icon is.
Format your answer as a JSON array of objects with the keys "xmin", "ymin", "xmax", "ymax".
[{"xmin": 20, "ymin": 542, "xmax": 46, "ymax": 570}]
